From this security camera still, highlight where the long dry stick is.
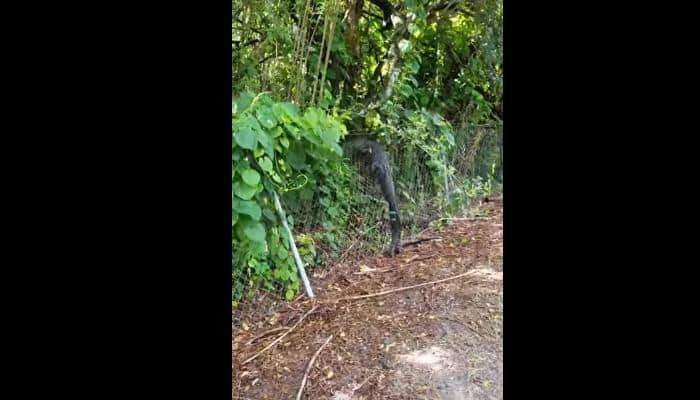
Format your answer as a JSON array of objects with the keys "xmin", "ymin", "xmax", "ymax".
[
  {"xmin": 400, "ymin": 236, "xmax": 442, "ymax": 247},
  {"xmin": 332, "ymin": 271, "xmax": 473, "ymax": 302},
  {"xmin": 439, "ymin": 217, "xmax": 491, "ymax": 222},
  {"xmin": 242, "ymin": 305, "xmax": 318, "ymax": 365},
  {"xmin": 352, "ymin": 376, "xmax": 371, "ymax": 392},
  {"xmin": 409, "ymin": 255, "xmax": 435, "ymax": 264},
  {"xmin": 296, "ymin": 334, "xmax": 334, "ymax": 400},
  {"xmin": 245, "ymin": 326, "xmax": 290, "ymax": 346},
  {"xmin": 353, "ymin": 266, "xmax": 390, "ymax": 275}
]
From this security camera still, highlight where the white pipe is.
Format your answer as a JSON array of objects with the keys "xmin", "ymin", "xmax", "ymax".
[{"xmin": 272, "ymin": 191, "xmax": 315, "ymax": 298}]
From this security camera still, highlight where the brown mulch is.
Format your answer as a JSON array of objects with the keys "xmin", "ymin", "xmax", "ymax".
[{"xmin": 233, "ymin": 198, "xmax": 503, "ymax": 400}]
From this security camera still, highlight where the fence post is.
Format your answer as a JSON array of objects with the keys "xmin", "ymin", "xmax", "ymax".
[
  {"xmin": 442, "ymin": 153, "xmax": 450, "ymax": 202},
  {"xmin": 272, "ymin": 190, "xmax": 315, "ymax": 298}
]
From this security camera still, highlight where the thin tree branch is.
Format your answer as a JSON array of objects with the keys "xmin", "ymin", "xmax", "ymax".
[
  {"xmin": 242, "ymin": 305, "xmax": 318, "ymax": 365},
  {"xmin": 331, "ymin": 271, "xmax": 472, "ymax": 302},
  {"xmin": 296, "ymin": 335, "xmax": 334, "ymax": 400}
]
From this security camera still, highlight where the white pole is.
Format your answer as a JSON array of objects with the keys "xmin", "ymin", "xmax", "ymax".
[
  {"xmin": 272, "ymin": 191, "xmax": 315, "ymax": 298},
  {"xmin": 443, "ymin": 153, "xmax": 450, "ymax": 200}
]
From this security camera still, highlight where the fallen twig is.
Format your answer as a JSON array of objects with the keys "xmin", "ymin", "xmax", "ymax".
[
  {"xmin": 332, "ymin": 271, "xmax": 472, "ymax": 302},
  {"xmin": 353, "ymin": 266, "xmax": 392, "ymax": 275},
  {"xmin": 296, "ymin": 334, "xmax": 334, "ymax": 400},
  {"xmin": 245, "ymin": 326, "xmax": 290, "ymax": 346},
  {"xmin": 404, "ymin": 254, "xmax": 419, "ymax": 263},
  {"xmin": 440, "ymin": 217, "xmax": 491, "ymax": 221},
  {"xmin": 352, "ymin": 255, "xmax": 434, "ymax": 275},
  {"xmin": 353, "ymin": 375, "xmax": 371, "ymax": 392},
  {"xmin": 334, "ymin": 240, "xmax": 358, "ymax": 266},
  {"xmin": 400, "ymin": 236, "xmax": 442, "ymax": 247},
  {"xmin": 292, "ymin": 294, "xmax": 305, "ymax": 303},
  {"xmin": 409, "ymin": 255, "xmax": 434, "ymax": 264},
  {"xmin": 242, "ymin": 305, "xmax": 319, "ymax": 365}
]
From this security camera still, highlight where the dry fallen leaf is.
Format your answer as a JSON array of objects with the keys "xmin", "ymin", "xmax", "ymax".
[{"xmin": 359, "ymin": 264, "xmax": 375, "ymax": 273}]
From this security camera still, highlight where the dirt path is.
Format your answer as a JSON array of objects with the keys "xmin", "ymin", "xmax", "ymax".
[{"xmin": 233, "ymin": 199, "xmax": 503, "ymax": 400}]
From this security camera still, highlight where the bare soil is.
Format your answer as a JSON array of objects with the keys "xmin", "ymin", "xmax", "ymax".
[{"xmin": 233, "ymin": 198, "xmax": 503, "ymax": 400}]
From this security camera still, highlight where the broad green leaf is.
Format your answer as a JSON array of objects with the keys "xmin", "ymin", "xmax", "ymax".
[
  {"xmin": 263, "ymin": 142, "xmax": 275, "ymax": 158},
  {"xmin": 234, "ymin": 92, "xmax": 254, "ymax": 114},
  {"xmin": 280, "ymin": 137, "xmax": 290, "ymax": 148},
  {"xmin": 330, "ymin": 142, "xmax": 343, "ymax": 156},
  {"xmin": 304, "ymin": 108, "xmax": 321, "ymax": 125},
  {"xmin": 248, "ymin": 240, "xmax": 266, "ymax": 256},
  {"xmin": 234, "ymin": 126, "xmax": 256, "ymax": 150},
  {"xmin": 320, "ymin": 127, "xmax": 339, "ymax": 146},
  {"xmin": 256, "ymin": 106, "xmax": 277, "ymax": 128},
  {"xmin": 273, "ymin": 267, "xmax": 289, "ymax": 280},
  {"xmin": 235, "ymin": 199, "xmax": 261, "ymax": 220},
  {"xmin": 258, "ymin": 156, "xmax": 273, "ymax": 172},
  {"xmin": 300, "ymin": 126, "xmax": 322, "ymax": 145},
  {"xmin": 262, "ymin": 208, "xmax": 277, "ymax": 222},
  {"xmin": 270, "ymin": 126, "xmax": 284, "ymax": 138},
  {"xmin": 272, "ymin": 102, "xmax": 299, "ymax": 120},
  {"xmin": 233, "ymin": 181, "xmax": 258, "ymax": 200},
  {"xmin": 256, "ymin": 129, "xmax": 273, "ymax": 149},
  {"xmin": 243, "ymin": 221, "xmax": 266, "ymax": 243},
  {"xmin": 284, "ymin": 125, "xmax": 300, "ymax": 139},
  {"xmin": 241, "ymin": 169, "xmax": 260, "ymax": 186}
]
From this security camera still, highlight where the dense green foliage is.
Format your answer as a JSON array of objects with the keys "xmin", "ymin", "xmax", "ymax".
[
  {"xmin": 232, "ymin": 92, "xmax": 351, "ymax": 301},
  {"xmin": 233, "ymin": 0, "xmax": 502, "ymax": 304}
]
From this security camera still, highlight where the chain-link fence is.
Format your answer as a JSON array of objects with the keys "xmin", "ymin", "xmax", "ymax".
[
  {"xmin": 340, "ymin": 120, "xmax": 503, "ymax": 254},
  {"xmin": 281, "ymin": 120, "xmax": 503, "ymax": 259}
]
